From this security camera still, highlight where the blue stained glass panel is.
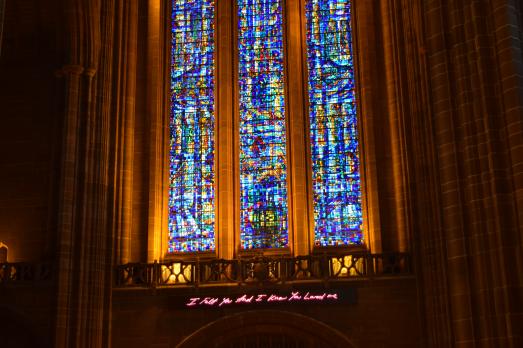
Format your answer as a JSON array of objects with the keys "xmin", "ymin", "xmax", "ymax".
[
  {"xmin": 305, "ymin": 0, "xmax": 363, "ymax": 246},
  {"xmin": 238, "ymin": 0, "xmax": 289, "ymax": 249},
  {"xmin": 169, "ymin": 0, "xmax": 215, "ymax": 252}
]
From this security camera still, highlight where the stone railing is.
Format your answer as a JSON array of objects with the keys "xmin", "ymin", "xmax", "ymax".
[
  {"xmin": 0, "ymin": 262, "xmax": 53, "ymax": 284},
  {"xmin": 115, "ymin": 252, "xmax": 411, "ymax": 288}
]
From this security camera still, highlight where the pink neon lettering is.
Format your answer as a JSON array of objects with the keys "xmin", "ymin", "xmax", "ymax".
[
  {"xmin": 186, "ymin": 297, "xmax": 200, "ymax": 307},
  {"xmin": 304, "ymin": 292, "xmax": 326, "ymax": 301},
  {"xmin": 235, "ymin": 294, "xmax": 254, "ymax": 304},
  {"xmin": 199, "ymin": 297, "xmax": 219, "ymax": 306},
  {"xmin": 186, "ymin": 292, "xmax": 339, "ymax": 307},
  {"xmin": 255, "ymin": 294, "xmax": 267, "ymax": 302},
  {"xmin": 219, "ymin": 298, "xmax": 233, "ymax": 307},
  {"xmin": 268, "ymin": 294, "xmax": 288, "ymax": 302},
  {"xmin": 288, "ymin": 291, "xmax": 302, "ymax": 301}
]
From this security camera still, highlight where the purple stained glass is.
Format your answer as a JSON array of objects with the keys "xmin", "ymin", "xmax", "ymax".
[
  {"xmin": 305, "ymin": 0, "xmax": 363, "ymax": 246},
  {"xmin": 238, "ymin": 0, "xmax": 289, "ymax": 249},
  {"xmin": 168, "ymin": 0, "xmax": 215, "ymax": 252}
]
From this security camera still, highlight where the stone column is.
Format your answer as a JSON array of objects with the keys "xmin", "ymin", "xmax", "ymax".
[
  {"xmin": 353, "ymin": 0, "xmax": 385, "ymax": 252},
  {"xmin": 216, "ymin": 0, "xmax": 236, "ymax": 259},
  {"xmin": 146, "ymin": 0, "xmax": 168, "ymax": 262},
  {"xmin": 55, "ymin": 0, "xmax": 118, "ymax": 346},
  {"xmin": 55, "ymin": 62, "xmax": 84, "ymax": 348},
  {"xmin": 112, "ymin": 0, "xmax": 138, "ymax": 265},
  {"xmin": 285, "ymin": 0, "xmax": 311, "ymax": 256},
  {"xmin": 414, "ymin": 0, "xmax": 523, "ymax": 346},
  {"xmin": 370, "ymin": 0, "xmax": 411, "ymax": 253}
]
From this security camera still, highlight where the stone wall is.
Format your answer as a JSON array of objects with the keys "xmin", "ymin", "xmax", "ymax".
[
  {"xmin": 0, "ymin": 0, "xmax": 521, "ymax": 347},
  {"xmin": 112, "ymin": 278, "xmax": 420, "ymax": 348},
  {"xmin": 0, "ymin": 0, "xmax": 61, "ymax": 263}
]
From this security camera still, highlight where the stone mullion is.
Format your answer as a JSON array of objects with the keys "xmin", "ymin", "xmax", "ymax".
[
  {"xmin": 353, "ymin": 0, "xmax": 383, "ymax": 252},
  {"xmin": 216, "ymin": 0, "xmax": 235, "ymax": 259},
  {"xmin": 286, "ymin": 0, "xmax": 310, "ymax": 256},
  {"xmin": 147, "ymin": 0, "xmax": 167, "ymax": 262}
]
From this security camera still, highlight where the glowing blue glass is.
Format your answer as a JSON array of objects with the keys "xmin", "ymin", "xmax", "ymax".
[
  {"xmin": 238, "ymin": 0, "xmax": 289, "ymax": 249},
  {"xmin": 305, "ymin": 0, "xmax": 363, "ymax": 246},
  {"xmin": 169, "ymin": 0, "xmax": 215, "ymax": 252}
]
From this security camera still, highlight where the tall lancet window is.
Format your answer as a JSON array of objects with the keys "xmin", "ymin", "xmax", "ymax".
[
  {"xmin": 167, "ymin": 0, "xmax": 364, "ymax": 256},
  {"xmin": 168, "ymin": 0, "xmax": 216, "ymax": 252},
  {"xmin": 305, "ymin": 0, "xmax": 363, "ymax": 246},
  {"xmin": 238, "ymin": 0, "xmax": 289, "ymax": 249}
]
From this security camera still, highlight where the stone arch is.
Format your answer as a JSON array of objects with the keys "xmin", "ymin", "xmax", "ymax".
[{"xmin": 176, "ymin": 310, "xmax": 356, "ymax": 348}]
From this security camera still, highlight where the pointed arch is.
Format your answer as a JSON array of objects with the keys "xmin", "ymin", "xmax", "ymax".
[{"xmin": 176, "ymin": 310, "xmax": 357, "ymax": 348}]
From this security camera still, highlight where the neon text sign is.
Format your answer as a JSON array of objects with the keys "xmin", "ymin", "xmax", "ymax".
[{"xmin": 185, "ymin": 291, "xmax": 339, "ymax": 308}]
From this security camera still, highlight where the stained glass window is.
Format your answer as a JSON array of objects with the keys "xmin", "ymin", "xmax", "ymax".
[
  {"xmin": 305, "ymin": 0, "xmax": 363, "ymax": 246},
  {"xmin": 169, "ymin": 0, "xmax": 215, "ymax": 252},
  {"xmin": 238, "ymin": 0, "xmax": 289, "ymax": 249}
]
